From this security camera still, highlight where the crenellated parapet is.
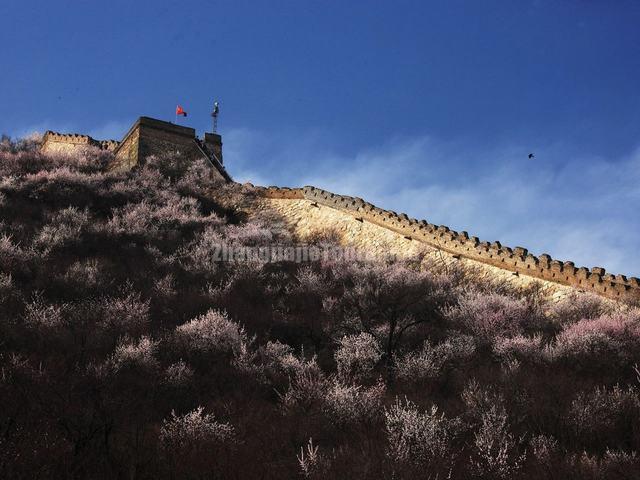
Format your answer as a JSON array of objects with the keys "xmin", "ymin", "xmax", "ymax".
[
  {"xmin": 110, "ymin": 117, "xmax": 231, "ymax": 182},
  {"xmin": 40, "ymin": 117, "xmax": 231, "ymax": 182},
  {"xmin": 44, "ymin": 132, "xmax": 94, "ymax": 144},
  {"xmin": 41, "ymin": 131, "xmax": 120, "ymax": 154},
  {"xmin": 253, "ymin": 184, "xmax": 639, "ymax": 302},
  {"xmin": 250, "ymin": 185, "xmax": 305, "ymax": 199},
  {"xmin": 99, "ymin": 140, "xmax": 120, "ymax": 151}
]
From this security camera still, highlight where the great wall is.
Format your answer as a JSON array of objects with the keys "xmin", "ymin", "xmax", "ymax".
[
  {"xmin": 42, "ymin": 117, "xmax": 230, "ymax": 181},
  {"xmin": 40, "ymin": 132, "xmax": 120, "ymax": 154},
  {"xmin": 243, "ymin": 185, "xmax": 640, "ymax": 302},
  {"xmin": 40, "ymin": 117, "xmax": 640, "ymax": 303}
]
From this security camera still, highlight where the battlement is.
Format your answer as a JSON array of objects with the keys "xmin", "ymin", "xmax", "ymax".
[
  {"xmin": 249, "ymin": 184, "xmax": 640, "ymax": 302},
  {"xmin": 40, "ymin": 117, "xmax": 231, "ymax": 182},
  {"xmin": 41, "ymin": 131, "xmax": 120, "ymax": 154},
  {"xmin": 44, "ymin": 132, "xmax": 93, "ymax": 144},
  {"xmin": 110, "ymin": 116, "xmax": 230, "ymax": 181},
  {"xmin": 118, "ymin": 116, "xmax": 197, "ymax": 140},
  {"xmin": 99, "ymin": 140, "xmax": 120, "ymax": 150},
  {"xmin": 38, "ymin": 116, "xmax": 637, "ymax": 302}
]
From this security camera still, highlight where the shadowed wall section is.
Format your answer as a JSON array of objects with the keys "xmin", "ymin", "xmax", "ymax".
[
  {"xmin": 110, "ymin": 117, "xmax": 230, "ymax": 181},
  {"xmin": 41, "ymin": 122, "xmax": 638, "ymax": 302},
  {"xmin": 247, "ymin": 184, "xmax": 640, "ymax": 302}
]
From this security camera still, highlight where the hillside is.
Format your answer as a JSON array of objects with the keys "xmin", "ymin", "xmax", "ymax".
[{"xmin": 2, "ymin": 140, "xmax": 640, "ymax": 479}]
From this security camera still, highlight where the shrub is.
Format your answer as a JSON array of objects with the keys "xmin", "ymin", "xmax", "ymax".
[
  {"xmin": 14, "ymin": 167, "xmax": 108, "ymax": 204},
  {"xmin": 153, "ymin": 274, "xmax": 176, "ymax": 299},
  {"xmin": 547, "ymin": 311, "xmax": 640, "ymax": 368},
  {"xmin": 567, "ymin": 385, "xmax": 640, "ymax": 449},
  {"xmin": 23, "ymin": 293, "xmax": 65, "ymax": 329},
  {"xmin": 104, "ymin": 201, "xmax": 155, "ymax": 238},
  {"xmin": 175, "ymin": 309, "xmax": 248, "ymax": 357},
  {"xmin": 297, "ymin": 438, "xmax": 330, "ymax": 479},
  {"xmin": 177, "ymin": 158, "xmax": 225, "ymax": 196},
  {"xmin": 273, "ymin": 350, "xmax": 383, "ymax": 422},
  {"xmin": 224, "ymin": 221, "xmax": 273, "ymax": 246},
  {"xmin": 99, "ymin": 291, "xmax": 150, "ymax": 332},
  {"xmin": 295, "ymin": 266, "xmax": 329, "ymax": 295},
  {"xmin": 462, "ymin": 379, "xmax": 504, "ymax": 423},
  {"xmin": 144, "ymin": 152, "xmax": 193, "ymax": 182},
  {"xmin": 396, "ymin": 334, "xmax": 476, "ymax": 383},
  {"xmin": 549, "ymin": 291, "xmax": 612, "ymax": 325},
  {"xmin": 529, "ymin": 434, "xmax": 560, "ymax": 467},
  {"xmin": 153, "ymin": 196, "xmax": 211, "ymax": 228},
  {"xmin": 0, "ymin": 132, "xmax": 42, "ymax": 154},
  {"xmin": 445, "ymin": 291, "xmax": 533, "ymax": 341},
  {"xmin": 111, "ymin": 336, "xmax": 159, "ymax": 372},
  {"xmin": 396, "ymin": 340, "xmax": 445, "ymax": 383},
  {"xmin": 598, "ymin": 449, "xmax": 640, "ymax": 478},
  {"xmin": 0, "ymin": 272, "xmax": 13, "ymax": 297},
  {"xmin": 279, "ymin": 358, "xmax": 328, "ymax": 412},
  {"xmin": 303, "ymin": 228, "xmax": 343, "ymax": 247},
  {"xmin": 334, "ymin": 332, "xmax": 382, "ymax": 381},
  {"xmin": 385, "ymin": 397, "xmax": 457, "ymax": 470},
  {"xmin": 13, "ymin": 143, "xmax": 111, "ymax": 173},
  {"xmin": 180, "ymin": 226, "xmax": 224, "ymax": 276},
  {"xmin": 164, "ymin": 360, "xmax": 194, "ymax": 387},
  {"xmin": 0, "ymin": 234, "xmax": 28, "ymax": 273},
  {"xmin": 259, "ymin": 341, "xmax": 306, "ymax": 375},
  {"xmin": 327, "ymin": 260, "xmax": 454, "ymax": 362},
  {"xmin": 102, "ymin": 195, "xmax": 217, "ymax": 243},
  {"xmin": 33, "ymin": 207, "xmax": 90, "ymax": 253},
  {"xmin": 437, "ymin": 332, "xmax": 477, "ymax": 362},
  {"xmin": 322, "ymin": 379, "xmax": 384, "ymax": 425},
  {"xmin": 493, "ymin": 334, "xmax": 544, "ymax": 363},
  {"xmin": 159, "ymin": 406, "xmax": 234, "ymax": 449},
  {"xmin": 471, "ymin": 403, "xmax": 524, "ymax": 479},
  {"xmin": 62, "ymin": 258, "xmax": 111, "ymax": 291},
  {"xmin": 565, "ymin": 449, "xmax": 640, "ymax": 479},
  {"xmin": 6, "ymin": 138, "xmax": 640, "ymax": 479}
]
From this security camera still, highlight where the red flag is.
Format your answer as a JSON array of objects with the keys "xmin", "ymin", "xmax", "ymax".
[{"xmin": 176, "ymin": 105, "xmax": 187, "ymax": 117}]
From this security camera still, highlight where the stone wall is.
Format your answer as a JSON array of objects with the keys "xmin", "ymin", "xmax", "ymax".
[
  {"xmin": 41, "ymin": 117, "xmax": 231, "ymax": 182},
  {"xmin": 110, "ymin": 127, "xmax": 140, "ymax": 171},
  {"xmin": 204, "ymin": 133, "xmax": 223, "ymax": 165},
  {"xmin": 41, "ymin": 132, "xmax": 119, "ymax": 155},
  {"xmin": 109, "ymin": 117, "xmax": 231, "ymax": 181},
  {"xmin": 110, "ymin": 117, "xmax": 197, "ymax": 170},
  {"xmin": 246, "ymin": 184, "xmax": 640, "ymax": 302},
  {"xmin": 41, "ymin": 121, "xmax": 637, "ymax": 302}
]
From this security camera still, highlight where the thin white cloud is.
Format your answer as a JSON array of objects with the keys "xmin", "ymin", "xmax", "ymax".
[
  {"xmin": 9, "ymin": 122, "xmax": 638, "ymax": 276},
  {"xmin": 8, "ymin": 119, "xmax": 130, "ymax": 141},
  {"xmin": 87, "ymin": 120, "xmax": 130, "ymax": 141},
  {"xmin": 224, "ymin": 127, "xmax": 640, "ymax": 277},
  {"xmin": 8, "ymin": 121, "xmax": 75, "ymax": 139}
]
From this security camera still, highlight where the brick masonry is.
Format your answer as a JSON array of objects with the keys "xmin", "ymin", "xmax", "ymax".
[
  {"xmin": 40, "ymin": 119, "xmax": 638, "ymax": 302},
  {"xmin": 246, "ymin": 184, "xmax": 640, "ymax": 302},
  {"xmin": 40, "ymin": 117, "xmax": 231, "ymax": 182},
  {"xmin": 40, "ymin": 132, "xmax": 119, "ymax": 155}
]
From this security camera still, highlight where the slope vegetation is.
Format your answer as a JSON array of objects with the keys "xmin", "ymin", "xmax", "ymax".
[{"xmin": 1, "ymin": 140, "xmax": 640, "ymax": 479}]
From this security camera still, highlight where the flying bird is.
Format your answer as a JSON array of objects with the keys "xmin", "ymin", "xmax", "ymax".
[{"xmin": 528, "ymin": 153, "xmax": 535, "ymax": 159}]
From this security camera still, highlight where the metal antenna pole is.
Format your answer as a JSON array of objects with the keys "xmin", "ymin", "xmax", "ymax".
[{"xmin": 211, "ymin": 101, "xmax": 220, "ymax": 133}]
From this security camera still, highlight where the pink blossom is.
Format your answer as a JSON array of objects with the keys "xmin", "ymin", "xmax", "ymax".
[
  {"xmin": 175, "ymin": 309, "xmax": 248, "ymax": 356},
  {"xmin": 334, "ymin": 332, "xmax": 382, "ymax": 381}
]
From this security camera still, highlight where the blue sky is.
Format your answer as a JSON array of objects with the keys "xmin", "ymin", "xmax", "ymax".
[{"xmin": 2, "ymin": 0, "xmax": 639, "ymax": 276}]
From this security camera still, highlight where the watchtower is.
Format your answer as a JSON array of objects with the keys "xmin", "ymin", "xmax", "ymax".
[{"xmin": 109, "ymin": 116, "xmax": 230, "ymax": 181}]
